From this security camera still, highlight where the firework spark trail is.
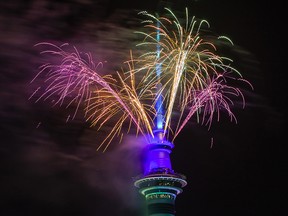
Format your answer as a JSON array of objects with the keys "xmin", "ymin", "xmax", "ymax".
[
  {"xmin": 86, "ymin": 53, "xmax": 158, "ymax": 151},
  {"xmin": 172, "ymin": 73, "xmax": 247, "ymax": 140},
  {"xmin": 135, "ymin": 7, "xmax": 249, "ymax": 140},
  {"xmin": 30, "ymin": 7, "xmax": 252, "ymax": 150},
  {"xmin": 31, "ymin": 43, "xmax": 157, "ymax": 151}
]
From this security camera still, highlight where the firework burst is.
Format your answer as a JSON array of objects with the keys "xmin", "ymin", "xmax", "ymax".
[
  {"xmin": 134, "ymin": 7, "xmax": 251, "ymax": 140},
  {"xmin": 30, "ymin": 7, "xmax": 252, "ymax": 151}
]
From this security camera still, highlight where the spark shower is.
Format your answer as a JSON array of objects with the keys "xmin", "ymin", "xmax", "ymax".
[{"xmin": 30, "ymin": 6, "xmax": 252, "ymax": 215}]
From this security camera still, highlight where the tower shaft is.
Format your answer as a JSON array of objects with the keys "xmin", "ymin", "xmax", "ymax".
[{"xmin": 134, "ymin": 10, "xmax": 186, "ymax": 215}]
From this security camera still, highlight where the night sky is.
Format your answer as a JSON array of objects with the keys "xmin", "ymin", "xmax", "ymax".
[{"xmin": 0, "ymin": 0, "xmax": 286, "ymax": 216}]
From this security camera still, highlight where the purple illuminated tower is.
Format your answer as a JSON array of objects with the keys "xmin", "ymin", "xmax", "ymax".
[
  {"xmin": 134, "ymin": 130, "xmax": 187, "ymax": 216},
  {"xmin": 134, "ymin": 19, "xmax": 187, "ymax": 216}
]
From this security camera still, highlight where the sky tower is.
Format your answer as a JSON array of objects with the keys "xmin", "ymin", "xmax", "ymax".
[
  {"xmin": 28, "ymin": 2, "xmax": 253, "ymax": 215},
  {"xmin": 134, "ymin": 14, "xmax": 187, "ymax": 215}
]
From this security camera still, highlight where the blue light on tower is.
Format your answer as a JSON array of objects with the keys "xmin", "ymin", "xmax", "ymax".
[
  {"xmin": 134, "ymin": 19, "xmax": 187, "ymax": 216},
  {"xmin": 155, "ymin": 21, "xmax": 164, "ymax": 131}
]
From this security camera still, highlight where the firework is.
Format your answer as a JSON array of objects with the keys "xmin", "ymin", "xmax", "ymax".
[
  {"xmin": 30, "ymin": 43, "xmax": 158, "ymax": 151},
  {"xmin": 30, "ymin": 7, "xmax": 252, "ymax": 151},
  {"xmin": 134, "ymin": 8, "xmax": 252, "ymax": 141}
]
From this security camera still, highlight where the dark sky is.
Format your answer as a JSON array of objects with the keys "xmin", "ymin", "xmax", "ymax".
[{"xmin": 0, "ymin": 0, "xmax": 286, "ymax": 216}]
